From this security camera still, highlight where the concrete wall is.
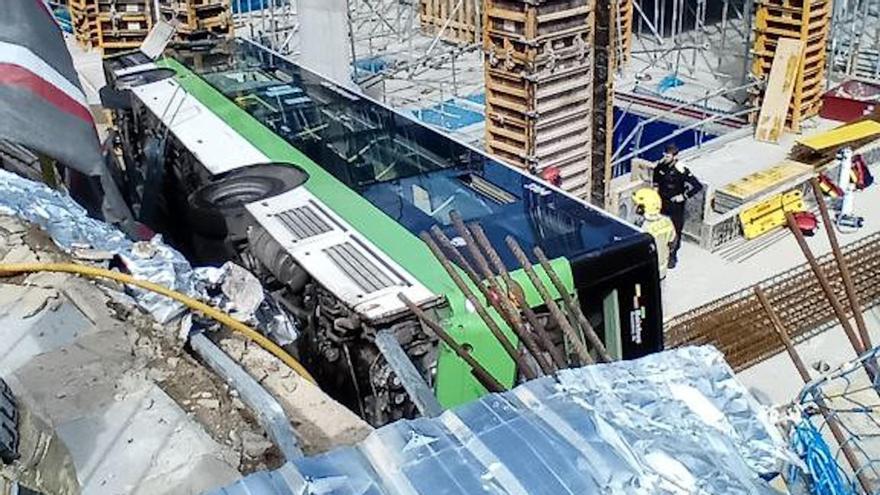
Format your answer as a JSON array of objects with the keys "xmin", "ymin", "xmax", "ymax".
[{"xmin": 298, "ymin": 0, "xmax": 354, "ymax": 89}]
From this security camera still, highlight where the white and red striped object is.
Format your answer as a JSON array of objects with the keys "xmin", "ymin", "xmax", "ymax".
[{"xmin": 0, "ymin": 0, "xmax": 103, "ymax": 175}]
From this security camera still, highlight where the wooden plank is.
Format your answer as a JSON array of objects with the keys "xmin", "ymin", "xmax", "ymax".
[
  {"xmin": 798, "ymin": 120, "xmax": 880, "ymax": 151},
  {"xmin": 755, "ymin": 37, "xmax": 804, "ymax": 143}
]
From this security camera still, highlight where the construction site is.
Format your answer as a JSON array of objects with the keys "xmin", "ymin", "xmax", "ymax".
[{"xmin": 1, "ymin": 0, "xmax": 880, "ymax": 493}]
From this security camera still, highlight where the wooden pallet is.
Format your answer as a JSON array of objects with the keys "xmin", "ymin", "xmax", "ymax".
[
  {"xmin": 157, "ymin": 0, "xmax": 233, "ymax": 40},
  {"xmin": 97, "ymin": 10, "xmax": 152, "ymax": 56}
]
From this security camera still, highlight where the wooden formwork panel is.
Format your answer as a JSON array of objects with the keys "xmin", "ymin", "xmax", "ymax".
[
  {"xmin": 484, "ymin": 0, "xmax": 592, "ymax": 38},
  {"xmin": 483, "ymin": 0, "xmax": 594, "ymax": 199},
  {"xmin": 750, "ymin": 0, "xmax": 830, "ymax": 132},
  {"xmin": 419, "ymin": 0, "xmax": 480, "ymax": 44}
]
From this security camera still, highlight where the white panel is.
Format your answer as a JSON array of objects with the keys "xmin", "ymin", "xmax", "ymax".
[
  {"xmin": 131, "ymin": 78, "xmax": 269, "ymax": 175},
  {"xmin": 299, "ymin": 0, "xmax": 356, "ymax": 89},
  {"xmin": 248, "ymin": 188, "xmax": 439, "ymax": 322}
]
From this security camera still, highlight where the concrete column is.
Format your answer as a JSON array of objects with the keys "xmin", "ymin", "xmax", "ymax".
[{"xmin": 298, "ymin": 0, "xmax": 354, "ymax": 88}]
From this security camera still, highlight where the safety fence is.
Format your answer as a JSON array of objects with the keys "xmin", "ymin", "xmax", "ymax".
[{"xmin": 665, "ymin": 232, "xmax": 880, "ymax": 371}]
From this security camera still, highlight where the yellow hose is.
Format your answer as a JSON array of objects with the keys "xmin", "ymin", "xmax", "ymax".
[{"xmin": 0, "ymin": 262, "xmax": 317, "ymax": 384}]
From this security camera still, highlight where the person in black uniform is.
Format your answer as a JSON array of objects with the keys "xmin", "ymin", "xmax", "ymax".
[{"xmin": 652, "ymin": 144, "xmax": 702, "ymax": 269}]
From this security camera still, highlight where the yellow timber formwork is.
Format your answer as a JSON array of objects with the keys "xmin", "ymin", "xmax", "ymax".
[
  {"xmin": 797, "ymin": 120, "xmax": 880, "ymax": 151},
  {"xmin": 739, "ymin": 189, "xmax": 805, "ymax": 239},
  {"xmin": 754, "ymin": 37, "xmax": 804, "ymax": 143},
  {"xmin": 751, "ymin": 0, "xmax": 832, "ymax": 133}
]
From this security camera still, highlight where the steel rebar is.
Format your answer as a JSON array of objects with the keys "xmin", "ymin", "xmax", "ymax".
[
  {"xmin": 432, "ymin": 225, "xmax": 553, "ymax": 375},
  {"xmin": 534, "ymin": 247, "xmax": 613, "ymax": 362},
  {"xmin": 811, "ymin": 178, "xmax": 872, "ymax": 350},
  {"xmin": 506, "ymin": 236, "xmax": 594, "ymax": 366},
  {"xmin": 420, "ymin": 233, "xmax": 538, "ymax": 380},
  {"xmin": 469, "ymin": 224, "xmax": 560, "ymax": 373},
  {"xmin": 786, "ymin": 212, "xmax": 867, "ymax": 357},
  {"xmin": 441, "ymin": 217, "xmax": 549, "ymax": 376},
  {"xmin": 399, "ymin": 293, "xmax": 506, "ymax": 393},
  {"xmin": 755, "ymin": 287, "xmax": 872, "ymax": 493}
]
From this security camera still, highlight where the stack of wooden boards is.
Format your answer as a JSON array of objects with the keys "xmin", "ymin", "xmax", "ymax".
[
  {"xmin": 752, "ymin": 0, "xmax": 832, "ymax": 140},
  {"xmin": 715, "ymin": 160, "xmax": 813, "ymax": 213},
  {"xmin": 157, "ymin": 0, "xmax": 234, "ymax": 41},
  {"xmin": 483, "ymin": 0, "xmax": 595, "ymax": 198}
]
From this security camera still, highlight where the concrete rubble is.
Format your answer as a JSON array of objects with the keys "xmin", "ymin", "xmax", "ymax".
[{"xmin": 0, "ymin": 214, "xmax": 372, "ymax": 493}]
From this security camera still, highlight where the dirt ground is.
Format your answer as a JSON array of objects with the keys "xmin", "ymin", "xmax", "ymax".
[{"xmin": 104, "ymin": 297, "xmax": 284, "ymax": 474}]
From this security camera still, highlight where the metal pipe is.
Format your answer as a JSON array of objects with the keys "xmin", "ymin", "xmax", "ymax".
[
  {"xmin": 374, "ymin": 330, "xmax": 444, "ymax": 418},
  {"xmin": 754, "ymin": 287, "xmax": 871, "ymax": 493},
  {"xmin": 420, "ymin": 233, "xmax": 538, "ymax": 380},
  {"xmin": 469, "ymin": 224, "xmax": 559, "ymax": 374},
  {"xmin": 505, "ymin": 236, "xmax": 593, "ymax": 366},
  {"xmin": 533, "ymin": 247, "xmax": 613, "ymax": 362},
  {"xmin": 399, "ymin": 293, "xmax": 506, "ymax": 393},
  {"xmin": 810, "ymin": 178, "xmax": 872, "ymax": 350},
  {"xmin": 190, "ymin": 332, "xmax": 304, "ymax": 462}
]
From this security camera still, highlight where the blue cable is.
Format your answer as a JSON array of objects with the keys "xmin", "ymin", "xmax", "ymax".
[{"xmin": 792, "ymin": 420, "xmax": 856, "ymax": 495}]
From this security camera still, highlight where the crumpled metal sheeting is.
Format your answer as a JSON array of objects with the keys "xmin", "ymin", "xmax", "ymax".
[
  {"xmin": 210, "ymin": 346, "xmax": 789, "ymax": 495},
  {"xmin": 556, "ymin": 344, "xmax": 788, "ymax": 478},
  {"xmin": 194, "ymin": 262, "xmax": 299, "ymax": 344},
  {"xmin": 0, "ymin": 169, "xmax": 196, "ymax": 322}
]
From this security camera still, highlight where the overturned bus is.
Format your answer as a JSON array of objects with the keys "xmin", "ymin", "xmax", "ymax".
[{"xmin": 102, "ymin": 39, "xmax": 663, "ymax": 425}]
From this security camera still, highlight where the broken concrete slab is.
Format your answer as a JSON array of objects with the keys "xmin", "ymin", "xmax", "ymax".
[
  {"xmin": 0, "ymin": 284, "xmax": 93, "ymax": 378},
  {"xmin": 216, "ymin": 335, "xmax": 372, "ymax": 455},
  {"xmin": 56, "ymin": 386, "xmax": 239, "ymax": 495}
]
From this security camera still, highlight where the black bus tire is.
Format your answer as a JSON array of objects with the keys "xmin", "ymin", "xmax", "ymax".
[
  {"xmin": 187, "ymin": 164, "xmax": 308, "ymax": 240},
  {"xmin": 0, "ymin": 379, "xmax": 19, "ymax": 464}
]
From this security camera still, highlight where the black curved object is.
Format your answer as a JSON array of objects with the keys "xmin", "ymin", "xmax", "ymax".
[
  {"xmin": 115, "ymin": 68, "xmax": 177, "ymax": 90},
  {"xmin": 0, "ymin": 379, "xmax": 19, "ymax": 465},
  {"xmin": 187, "ymin": 163, "xmax": 309, "ymax": 262}
]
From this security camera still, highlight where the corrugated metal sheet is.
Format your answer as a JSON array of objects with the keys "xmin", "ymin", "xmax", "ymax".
[{"xmin": 210, "ymin": 346, "xmax": 788, "ymax": 495}]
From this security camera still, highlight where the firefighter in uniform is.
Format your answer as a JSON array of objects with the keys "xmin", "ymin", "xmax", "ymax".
[
  {"xmin": 652, "ymin": 144, "xmax": 703, "ymax": 269},
  {"xmin": 633, "ymin": 188, "xmax": 676, "ymax": 280}
]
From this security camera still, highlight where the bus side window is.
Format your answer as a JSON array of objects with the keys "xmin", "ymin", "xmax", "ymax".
[{"xmin": 602, "ymin": 289, "xmax": 623, "ymax": 360}]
